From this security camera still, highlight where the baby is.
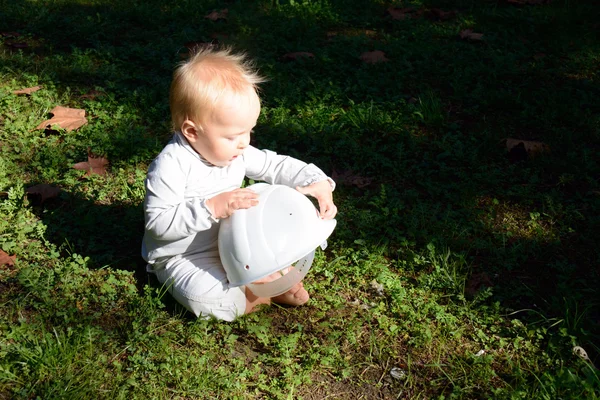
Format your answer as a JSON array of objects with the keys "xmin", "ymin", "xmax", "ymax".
[{"xmin": 141, "ymin": 47, "xmax": 337, "ymax": 321}]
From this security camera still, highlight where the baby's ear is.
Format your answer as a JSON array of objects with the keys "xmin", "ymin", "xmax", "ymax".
[{"xmin": 181, "ymin": 120, "xmax": 200, "ymax": 142}]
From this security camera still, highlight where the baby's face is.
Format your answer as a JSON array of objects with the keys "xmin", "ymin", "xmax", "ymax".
[{"xmin": 194, "ymin": 88, "xmax": 260, "ymax": 167}]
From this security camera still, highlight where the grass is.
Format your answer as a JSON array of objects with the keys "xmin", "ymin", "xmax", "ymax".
[{"xmin": 1, "ymin": 0, "xmax": 600, "ymax": 398}]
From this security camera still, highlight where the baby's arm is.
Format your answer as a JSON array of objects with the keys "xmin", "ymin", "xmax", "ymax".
[
  {"xmin": 144, "ymin": 154, "xmax": 217, "ymax": 241},
  {"xmin": 244, "ymin": 146, "xmax": 337, "ymax": 219}
]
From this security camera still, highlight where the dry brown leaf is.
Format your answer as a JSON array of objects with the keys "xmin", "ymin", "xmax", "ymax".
[
  {"xmin": 1, "ymin": 32, "xmax": 21, "ymax": 38},
  {"xmin": 0, "ymin": 249, "xmax": 16, "ymax": 267},
  {"xmin": 360, "ymin": 50, "xmax": 389, "ymax": 64},
  {"xmin": 13, "ymin": 85, "xmax": 42, "ymax": 95},
  {"xmin": 25, "ymin": 184, "xmax": 61, "ymax": 204},
  {"xmin": 506, "ymin": 138, "xmax": 550, "ymax": 157},
  {"xmin": 465, "ymin": 272, "xmax": 493, "ymax": 297},
  {"xmin": 331, "ymin": 169, "xmax": 374, "ymax": 188},
  {"xmin": 327, "ymin": 29, "xmax": 377, "ymax": 39},
  {"xmin": 459, "ymin": 29, "xmax": 484, "ymax": 41},
  {"xmin": 507, "ymin": 0, "xmax": 551, "ymax": 5},
  {"xmin": 36, "ymin": 106, "xmax": 88, "ymax": 131},
  {"xmin": 282, "ymin": 52, "xmax": 315, "ymax": 61},
  {"xmin": 6, "ymin": 41, "xmax": 28, "ymax": 49},
  {"xmin": 426, "ymin": 8, "xmax": 457, "ymax": 21},
  {"xmin": 210, "ymin": 32, "xmax": 229, "ymax": 40},
  {"xmin": 80, "ymin": 89, "xmax": 105, "ymax": 100},
  {"xmin": 204, "ymin": 9, "xmax": 228, "ymax": 21},
  {"xmin": 73, "ymin": 152, "xmax": 109, "ymax": 176},
  {"xmin": 387, "ymin": 7, "xmax": 417, "ymax": 20}
]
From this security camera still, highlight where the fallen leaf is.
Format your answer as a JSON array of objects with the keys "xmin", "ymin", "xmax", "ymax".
[
  {"xmin": 533, "ymin": 52, "xmax": 546, "ymax": 60},
  {"xmin": 360, "ymin": 50, "xmax": 389, "ymax": 64},
  {"xmin": 331, "ymin": 169, "xmax": 374, "ymax": 188},
  {"xmin": 426, "ymin": 8, "xmax": 457, "ymax": 21},
  {"xmin": 73, "ymin": 151, "xmax": 109, "ymax": 176},
  {"xmin": 80, "ymin": 89, "xmax": 105, "ymax": 100},
  {"xmin": 282, "ymin": 52, "xmax": 315, "ymax": 60},
  {"xmin": 387, "ymin": 7, "xmax": 417, "ymax": 20},
  {"xmin": 210, "ymin": 32, "xmax": 229, "ymax": 40},
  {"xmin": 459, "ymin": 29, "xmax": 484, "ymax": 41},
  {"xmin": 36, "ymin": 106, "xmax": 88, "ymax": 131},
  {"xmin": 204, "ymin": 9, "xmax": 228, "ymax": 21},
  {"xmin": 0, "ymin": 250, "xmax": 16, "ymax": 267},
  {"xmin": 506, "ymin": 138, "xmax": 550, "ymax": 155},
  {"xmin": 1, "ymin": 32, "xmax": 21, "ymax": 38},
  {"xmin": 507, "ymin": 0, "xmax": 551, "ymax": 5},
  {"xmin": 6, "ymin": 41, "xmax": 28, "ymax": 49},
  {"xmin": 465, "ymin": 272, "xmax": 493, "ymax": 297},
  {"xmin": 13, "ymin": 85, "xmax": 42, "ymax": 95},
  {"xmin": 327, "ymin": 29, "xmax": 377, "ymax": 39},
  {"xmin": 25, "ymin": 184, "xmax": 61, "ymax": 204}
]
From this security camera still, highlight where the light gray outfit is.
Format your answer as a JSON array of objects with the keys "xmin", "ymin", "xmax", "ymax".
[{"xmin": 142, "ymin": 132, "xmax": 333, "ymax": 320}]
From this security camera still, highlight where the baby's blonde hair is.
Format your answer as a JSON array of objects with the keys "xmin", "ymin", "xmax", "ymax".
[{"xmin": 170, "ymin": 47, "xmax": 265, "ymax": 131}]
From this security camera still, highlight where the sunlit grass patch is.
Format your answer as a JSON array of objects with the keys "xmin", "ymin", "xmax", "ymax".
[{"xmin": 475, "ymin": 196, "xmax": 561, "ymax": 243}]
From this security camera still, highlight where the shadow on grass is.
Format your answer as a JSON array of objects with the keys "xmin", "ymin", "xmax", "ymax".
[{"xmin": 30, "ymin": 187, "xmax": 198, "ymax": 320}]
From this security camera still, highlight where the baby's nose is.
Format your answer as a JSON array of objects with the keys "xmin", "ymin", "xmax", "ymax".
[{"xmin": 238, "ymin": 132, "xmax": 251, "ymax": 148}]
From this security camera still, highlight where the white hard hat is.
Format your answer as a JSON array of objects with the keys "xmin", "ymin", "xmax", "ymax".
[{"xmin": 218, "ymin": 183, "xmax": 337, "ymax": 298}]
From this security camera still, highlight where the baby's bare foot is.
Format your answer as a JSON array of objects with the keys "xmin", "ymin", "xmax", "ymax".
[{"xmin": 272, "ymin": 282, "xmax": 310, "ymax": 306}]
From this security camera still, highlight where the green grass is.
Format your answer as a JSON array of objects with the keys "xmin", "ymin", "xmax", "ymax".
[{"xmin": 1, "ymin": 0, "xmax": 600, "ymax": 398}]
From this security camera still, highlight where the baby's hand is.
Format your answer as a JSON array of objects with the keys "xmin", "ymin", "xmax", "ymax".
[
  {"xmin": 206, "ymin": 188, "xmax": 259, "ymax": 219},
  {"xmin": 296, "ymin": 180, "xmax": 337, "ymax": 220}
]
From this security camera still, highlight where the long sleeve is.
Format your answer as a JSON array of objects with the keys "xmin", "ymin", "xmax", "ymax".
[
  {"xmin": 144, "ymin": 153, "xmax": 216, "ymax": 242},
  {"xmin": 243, "ymin": 146, "xmax": 335, "ymax": 189}
]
